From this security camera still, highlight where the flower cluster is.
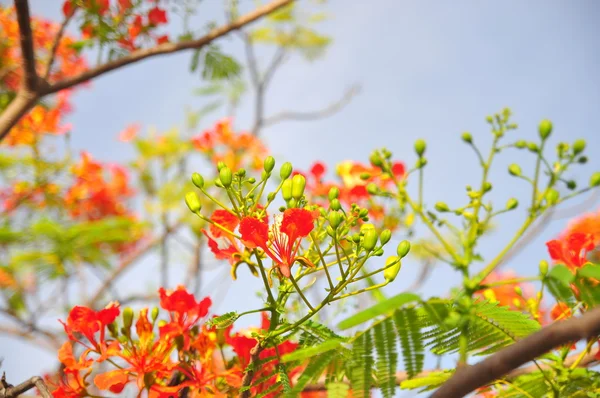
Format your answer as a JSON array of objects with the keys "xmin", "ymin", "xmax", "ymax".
[{"xmin": 51, "ymin": 286, "xmax": 326, "ymax": 397}]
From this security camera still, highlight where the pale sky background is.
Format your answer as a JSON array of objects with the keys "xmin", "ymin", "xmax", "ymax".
[{"xmin": 1, "ymin": 0, "xmax": 600, "ymax": 396}]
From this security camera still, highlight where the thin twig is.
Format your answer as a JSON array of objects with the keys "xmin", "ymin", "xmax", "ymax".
[
  {"xmin": 0, "ymin": 375, "xmax": 52, "ymax": 398},
  {"xmin": 431, "ymin": 306, "xmax": 600, "ymax": 397},
  {"xmin": 239, "ymin": 343, "xmax": 264, "ymax": 398},
  {"xmin": 262, "ymin": 84, "xmax": 361, "ymax": 126},
  {"xmin": 42, "ymin": 12, "xmax": 76, "ymax": 80}
]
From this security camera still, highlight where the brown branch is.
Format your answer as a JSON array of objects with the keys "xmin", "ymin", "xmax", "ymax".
[
  {"xmin": 262, "ymin": 84, "xmax": 361, "ymax": 127},
  {"xmin": 0, "ymin": 326, "xmax": 59, "ymax": 352},
  {"xmin": 0, "ymin": 375, "xmax": 51, "ymax": 398},
  {"xmin": 239, "ymin": 343, "xmax": 265, "ymax": 398},
  {"xmin": 14, "ymin": 0, "xmax": 37, "ymax": 91},
  {"xmin": 0, "ymin": 0, "xmax": 294, "ymax": 142},
  {"xmin": 86, "ymin": 224, "xmax": 180, "ymax": 307},
  {"xmin": 42, "ymin": 12, "xmax": 76, "ymax": 80},
  {"xmin": 430, "ymin": 306, "xmax": 600, "ymax": 398}
]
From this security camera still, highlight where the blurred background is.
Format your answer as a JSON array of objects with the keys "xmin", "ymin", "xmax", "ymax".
[{"xmin": 1, "ymin": 0, "xmax": 600, "ymax": 396}]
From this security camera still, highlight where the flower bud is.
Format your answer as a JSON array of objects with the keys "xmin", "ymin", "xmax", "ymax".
[
  {"xmin": 379, "ymin": 229, "xmax": 392, "ymax": 245},
  {"xmin": 280, "ymin": 162, "xmax": 293, "ymax": 179},
  {"xmin": 185, "ymin": 192, "xmax": 202, "ymax": 213},
  {"xmin": 435, "ymin": 202, "xmax": 450, "ymax": 212},
  {"xmin": 539, "ymin": 260, "xmax": 549, "ymax": 276},
  {"xmin": 461, "ymin": 132, "xmax": 472, "ymax": 143},
  {"xmin": 414, "ymin": 139, "xmax": 426, "ymax": 157},
  {"xmin": 362, "ymin": 229, "xmax": 378, "ymax": 252},
  {"xmin": 527, "ymin": 142, "xmax": 539, "ymax": 153},
  {"xmin": 291, "ymin": 174, "xmax": 306, "ymax": 200},
  {"xmin": 282, "ymin": 179, "xmax": 292, "ymax": 201},
  {"xmin": 191, "ymin": 172, "xmax": 204, "ymax": 189},
  {"xmin": 384, "ymin": 256, "xmax": 401, "ymax": 282},
  {"xmin": 328, "ymin": 186, "xmax": 340, "ymax": 200},
  {"xmin": 566, "ymin": 180, "xmax": 576, "ymax": 190},
  {"xmin": 416, "ymin": 158, "xmax": 428, "ymax": 168},
  {"xmin": 329, "ymin": 211, "xmax": 342, "ymax": 229},
  {"xmin": 538, "ymin": 119, "xmax": 553, "ymax": 140},
  {"xmin": 396, "ymin": 240, "xmax": 411, "ymax": 258},
  {"xmin": 508, "ymin": 164, "xmax": 522, "ymax": 177},
  {"xmin": 330, "ymin": 198, "xmax": 341, "ymax": 211},
  {"xmin": 360, "ymin": 223, "xmax": 376, "ymax": 233},
  {"xmin": 506, "ymin": 198, "xmax": 518, "ymax": 210},
  {"xmin": 351, "ymin": 233, "xmax": 361, "ymax": 243},
  {"xmin": 267, "ymin": 192, "xmax": 276, "ymax": 202},
  {"xmin": 123, "ymin": 307, "xmax": 134, "ymax": 331},
  {"xmin": 217, "ymin": 161, "xmax": 226, "ymax": 171},
  {"xmin": 248, "ymin": 177, "xmax": 256, "ymax": 184},
  {"xmin": 374, "ymin": 248, "xmax": 384, "ymax": 256},
  {"xmin": 366, "ymin": 183, "xmax": 378, "ymax": 195},
  {"xmin": 264, "ymin": 156, "xmax": 276, "ymax": 173},
  {"xmin": 219, "ymin": 167, "xmax": 233, "ymax": 188},
  {"xmin": 590, "ymin": 172, "xmax": 600, "ymax": 188},
  {"xmin": 483, "ymin": 182, "xmax": 492, "ymax": 193},
  {"xmin": 573, "ymin": 139, "xmax": 586, "ymax": 155},
  {"xmin": 514, "ymin": 286, "xmax": 523, "ymax": 296},
  {"xmin": 578, "ymin": 156, "xmax": 588, "ymax": 164},
  {"xmin": 287, "ymin": 198, "xmax": 297, "ymax": 208},
  {"xmin": 369, "ymin": 152, "xmax": 383, "ymax": 167},
  {"xmin": 545, "ymin": 189, "xmax": 559, "ymax": 205},
  {"xmin": 359, "ymin": 208, "xmax": 369, "ymax": 218},
  {"xmin": 360, "ymin": 172, "xmax": 371, "ymax": 180},
  {"xmin": 515, "ymin": 140, "xmax": 527, "ymax": 149},
  {"xmin": 151, "ymin": 307, "xmax": 159, "ymax": 322}
]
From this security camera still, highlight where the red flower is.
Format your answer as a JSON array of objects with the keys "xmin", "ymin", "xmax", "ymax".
[
  {"xmin": 240, "ymin": 208, "xmax": 317, "ymax": 277},
  {"xmin": 310, "ymin": 162, "xmax": 326, "ymax": 180},
  {"xmin": 158, "ymin": 286, "xmax": 211, "ymax": 346},
  {"xmin": 551, "ymin": 302, "xmax": 572, "ymax": 321},
  {"xmin": 60, "ymin": 302, "xmax": 120, "ymax": 349},
  {"xmin": 546, "ymin": 232, "xmax": 595, "ymax": 270},
  {"xmin": 156, "ymin": 35, "xmax": 169, "ymax": 45},
  {"xmin": 62, "ymin": 1, "xmax": 75, "ymax": 17},
  {"xmin": 148, "ymin": 7, "xmax": 167, "ymax": 25}
]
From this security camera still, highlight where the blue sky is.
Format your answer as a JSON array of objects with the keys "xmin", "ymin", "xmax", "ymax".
[{"xmin": 2, "ymin": 0, "xmax": 600, "ymax": 395}]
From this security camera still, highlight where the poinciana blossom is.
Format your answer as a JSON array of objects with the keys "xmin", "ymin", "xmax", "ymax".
[
  {"xmin": 60, "ymin": 302, "xmax": 120, "ymax": 350},
  {"xmin": 546, "ymin": 232, "xmax": 595, "ymax": 270},
  {"xmin": 202, "ymin": 209, "xmax": 244, "ymax": 266},
  {"xmin": 550, "ymin": 302, "xmax": 572, "ymax": 321},
  {"xmin": 240, "ymin": 208, "xmax": 318, "ymax": 277}
]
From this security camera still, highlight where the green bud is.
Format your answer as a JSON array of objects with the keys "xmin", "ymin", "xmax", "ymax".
[
  {"xmin": 538, "ymin": 119, "xmax": 553, "ymax": 140},
  {"xmin": 217, "ymin": 161, "xmax": 226, "ymax": 171},
  {"xmin": 219, "ymin": 167, "xmax": 233, "ymax": 188},
  {"xmin": 361, "ymin": 229, "xmax": 379, "ymax": 252},
  {"xmin": 461, "ymin": 132, "xmax": 472, "ymax": 143},
  {"xmin": 123, "ymin": 307, "xmax": 134, "ymax": 331},
  {"xmin": 416, "ymin": 158, "xmax": 428, "ymax": 168},
  {"xmin": 287, "ymin": 198, "xmax": 297, "ymax": 208},
  {"xmin": 382, "ymin": 148, "xmax": 392, "ymax": 159},
  {"xmin": 573, "ymin": 139, "xmax": 586, "ymax": 155},
  {"xmin": 360, "ymin": 223, "xmax": 376, "ymax": 233},
  {"xmin": 590, "ymin": 172, "xmax": 600, "ymax": 188},
  {"xmin": 396, "ymin": 240, "xmax": 411, "ymax": 258},
  {"xmin": 369, "ymin": 152, "xmax": 383, "ymax": 167},
  {"xmin": 291, "ymin": 174, "xmax": 306, "ymax": 200},
  {"xmin": 185, "ymin": 192, "xmax": 202, "ymax": 213},
  {"xmin": 514, "ymin": 286, "xmax": 523, "ymax": 296},
  {"xmin": 506, "ymin": 198, "xmax": 519, "ymax": 210},
  {"xmin": 267, "ymin": 192, "xmax": 276, "ymax": 202},
  {"xmin": 527, "ymin": 142, "xmax": 539, "ymax": 153},
  {"xmin": 351, "ymin": 233, "xmax": 361, "ymax": 243},
  {"xmin": 545, "ymin": 189, "xmax": 560, "ymax": 205},
  {"xmin": 360, "ymin": 172, "xmax": 371, "ymax": 180},
  {"xmin": 435, "ymin": 202, "xmax": 450, "ymax": 212},
  {"xmin": 379, "ymin": 229, "xmax": 392, "ymax": 245},
  {"xmin": 578, "ymin": 156, "xmax": 588, "ymax": 164},
  {"xmin": 329, "ymin": 211, "xmax": 342, "ymax": 229},
  {"xmin": 191, "ymin": 172, "xmax": 204, "ymax": 189},
  {"xmin": 326, "ymin": 225, "xmax": 335, "ymax": 237},
  {"xmin": 264, "ymin": 156, "xmax": 276, "ymax": 173},
  {"xmin": 566, "ymin": 180, "xmax": 577, "ymax": 190},
  {"xmin": 374, "ymin": 248, "xmax": 385, "ymax": 256},
  {"xmin": 237, "ymin": 169, "xmax": 246, "ymax": 178},
  {"xmin": 175, "ymin": 335, "xmax": 185, "ymax": 351},
  {"xmin": 151, "ymin": 307, "xmax": 159, "ymax": 322},
  {"xmin": 359, "ymin": 208, "xmax": 369, "ymax": 218},
  {"xmin": 366, "ymin": 183, "xmax": 378, "ymax": 195},
  {"xmin": 330, "ymin": 198, "xmax": 341, "ymax": 211},
  {"xmin": 383, "ymin": 256, "xmax": 402, "ymax": 283},
  {"xmin": 248, "ymin": 177, "xmax": 256, "ymax": 184},
  {"xmin": 280, "ymin": 162, "xmax": 293, "ymax": 179},
  {"xmin": 107, "ymin": 322, "xmax": 118, "ymax": 338},
  {"xmin": 328, "ymin": 186, "xmax": 340, "ymax": 200},
  {"xmin": 515, "ymin": 140, "xmax": 527, "ymax": 149},
  {"xmin": 414, "ymin": 139, "xmax": 427, "ymax": 157},
  {"xmin": 282, "ymin": 179, "xmax": 293, "ymax": 201},
  {"xmin": 483, "ymin": 182, "xmax": 492, "ymax": 193},
  {"xmin": 485, "ymin": 115, "xmax": 494, "ymax": 124},
  {"xmin": 508, "ymin": 164, "xmax": 522, "ymax": 177},
  {"xmin": 539, "ymin": 260, "xmax": 549, "ymax": 276}
]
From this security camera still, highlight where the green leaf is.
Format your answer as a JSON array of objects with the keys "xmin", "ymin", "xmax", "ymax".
[
  {"xmin": 326, "ymin": 382, "xmax": 349, "ymax": 398},
  {"xmin": 338, "ymin": 292, "xmax": 420, "ymax": 330},
  {"xmin": 206, "ymin": 312, "xmax": 239, "ymax": 329},
  {"xmin": 394, "ymin": 308, "xmax": 424, "ymax": 378},
  {"xmin": 548, "ymin": 264, "xmax": 575, "ymax": 284},
  {"xmin": 282, "ymin": 338, "xmax": 344, "ymax": 363},
  {"xmin": 288, "ymin": 350, "xmax": 337, "ymax": 396},
  {"xmin": 190, "ymin": 48, "xmax": 202, "ymax": 72},
  {"xmin": 578, "ymin": 264, "xmax": 600, "ymax": 280},
  {"xmin": 349, "ymin": 331, "xmax": 374, "ymax": 398},
  {"xmin": 400, "ymin": 370, "xmax": 453, "ymax": 392},
  {"xmin": 374, "ymin": 318, "xmax": 398, "ymax": 397},
  {"xmin": 202, "ymin": 47, "xmax": 242, "ymax": 81}
]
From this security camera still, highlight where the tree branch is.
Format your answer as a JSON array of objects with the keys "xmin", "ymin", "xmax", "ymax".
[
  {"xmin": 0, "ymin": 375, "xmax": 52, "ymax": 398},
  {"xmin": 262, "ymin": 84, "xmax": 361, "ymax": 127},
  {"xmin": 430, "ymin": 306, "xmax": 600, "ymax": 398},
  {"xmin": 42, "ymin": 12, "xmax": 76, "ymax": 80},
  {"xmin": 13, "ymin": 0, "xmax": 37, "ymax": 92},
  {"xmin": 238, "ymin": 343, "xmax": 265, "ymax": 398},
  {"xmin": 0, "ymin": 0, "xmax": 294, "ymax": 142}
]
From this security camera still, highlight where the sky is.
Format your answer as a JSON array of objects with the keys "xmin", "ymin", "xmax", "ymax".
[{"xmin": 1, "ymin": 0, "xmax": 600, "ymax": 396}]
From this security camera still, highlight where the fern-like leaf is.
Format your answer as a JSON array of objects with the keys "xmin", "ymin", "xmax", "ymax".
[
  {"xmin": 326, "ymin": 382, "xmax": 350, "ymax": 398},
  {"xmin": 393, "ymin": 307, "xmax": 424, "ymax": 378},
  {"xmin": 349, "ymin": 330, "xmax": 374, "ymax": 398},
  {"xmin": 288, "ymin": 350, "xmax": 337, "ymax": 396},
  {"xmin": 399, "ymin": 370, "xmax": 453, "ymax": 392},
  {"xmin": 374, "ymin": 318, "xmax": 398, "ymax": 397}
]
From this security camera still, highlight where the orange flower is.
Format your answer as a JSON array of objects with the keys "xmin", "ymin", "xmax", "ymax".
[
  {"xmin": 148, "ymin": 7, "xmax": 168, "ymax": 25},
  {"xmin": 118, "ymin": 123, "xmax": 140, "ymax": 142},
  {"xmin": 546, "ymin": 232, "xmax": 595, "ymax": 270},
  {"xmin": 202, "ymin": 210, "xmax": 244, "ymax": 266},
  {"xmin": 60, "ymin": 302, "xmax": 120, "ymax": 350},
  {"xmin": 550, "ymin": 302, "xmax": 572, "ymax": 321},
  {"xmin": 563, "ymin": 209, "xmax": 600, "ymax": 245},
  {"xmin": 240, "ymin": 208, "xmax": 317, "ymax": 277}
]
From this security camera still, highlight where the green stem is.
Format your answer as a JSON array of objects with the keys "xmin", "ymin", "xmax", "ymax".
[
  {"xmin": 255, "ymin": 252, "xmax": 276, "ymax": 307},
  {"xmin": 482, "ymin": 276, "xmax": 540, "ymax": 288},
  {"xmin": 289, "ymin": 273, "xmax": 314, "ymax": 311},
  {"xmin": 310, "ymin": 232, "xmax": 334, "ymax": 291},
  {"xmin": 329, "ymin": 282, "xmax": 388, "ymax": 302},
  {"xmin": 530, "ymin": 141, "xmax": 545, "ymax": 214}
]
